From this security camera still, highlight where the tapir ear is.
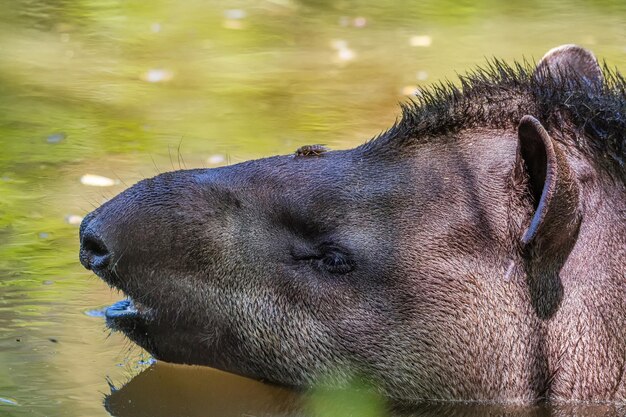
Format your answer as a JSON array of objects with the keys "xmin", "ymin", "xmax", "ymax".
[
  {"xmin": 534, "ymin": 44, "xmax": 603, "ymax": 89},
  {"xmin": 515, "ymin": 116, "xmax": 580, "ymax": 250}
]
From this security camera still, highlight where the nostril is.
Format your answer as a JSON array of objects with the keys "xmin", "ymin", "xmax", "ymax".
[
  {"xmin": 83, "ymin": 235, "xmax": 108, "ymax": 257},
  {"xmin": 80, "ymin": 229, "xmax": 111, "ymax": 271}
]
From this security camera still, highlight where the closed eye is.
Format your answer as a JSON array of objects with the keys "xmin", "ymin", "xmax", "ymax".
[
  {"xmin": 291, "ymin": 244, "xmax": 354, "ymax": 275},
  {"xmin": 319, "ymin": 251, "xmax": 354, "ymax": 274}
]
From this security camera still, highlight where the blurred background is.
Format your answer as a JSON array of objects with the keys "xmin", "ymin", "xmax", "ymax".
[{"xmin": 0, "ymin": 1, "xmax": 624, "ymax": 416}]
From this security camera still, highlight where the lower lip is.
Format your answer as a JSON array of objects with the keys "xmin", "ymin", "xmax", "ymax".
[{"xmin": 105, "ymin": 299, "xmax": 138, "ymax": 319}]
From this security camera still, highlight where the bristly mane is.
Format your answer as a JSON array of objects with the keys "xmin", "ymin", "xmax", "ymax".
[{"xmin": 371, "ymin": 59, "xmax": 626, "ymax": 181}]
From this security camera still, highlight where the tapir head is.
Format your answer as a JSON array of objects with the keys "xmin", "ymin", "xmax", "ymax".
[{"xmin": 81, "ymin": 45, "xmax": 617, "ymax": 402}]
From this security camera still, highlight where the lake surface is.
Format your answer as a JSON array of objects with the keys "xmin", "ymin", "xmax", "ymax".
[{"xmin": 0, "ymin": 1, "xmax": 624, "ymax": 416}]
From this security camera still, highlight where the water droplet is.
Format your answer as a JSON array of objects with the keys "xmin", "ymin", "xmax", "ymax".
[
  {"xmin": 207, "ymin": 154, "xmax": 226, "ymax": 165},
  {"xmin": 409, "ymin": 35, "xmax": 432, "ymax": 47},
  {"xmin": 65, "ymin": 214, "xmax": 83, "ymax": 225},
  {"xmin": 80, "ymin": 174, "xmax": 116, "ymax": 187},
  {"xmin": 416, "ymin": 70, "xmax": 429, "ymax": 81},
  {"xmin": 337, "ymin": 48, "xmax": 356, "ymax": 62},
  {"xmin": 353, "ymin": 17, "xmax": 367, "ymax": 28},
  {"xmin": 330, "ymin": 39, "xmax": 348, "ymax": 50},
  {"xmin": 401, "ymin": 85, "xmax": 420, "ymax": 96},
  {"xmin": 224, "ymin": 9, "xmax": 246, "ymax": 20},
  {"xmin": 141, "ymin": 69, "xmax": 174, "ymax": 83},
  {"xmin": 85, "ymin": 308, "xmax": 106, "ymax": 318},
  {"xmin": 47, "ymin": 132, "xmax": 66, "ymax": 144},
  {"xmin": 137, "ymin": 357, "xmax": 156, "ymax": 366}
]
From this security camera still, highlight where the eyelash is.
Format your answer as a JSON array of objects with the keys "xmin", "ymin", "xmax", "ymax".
[
  {"xmin": 292, "ymin": 245, "xmax": 354, "ymax": 275},
  {"xmin": 318, "ymin": 251, "xmax": 354, "ymax": 274}
]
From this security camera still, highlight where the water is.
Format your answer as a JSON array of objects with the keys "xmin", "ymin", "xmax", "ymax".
[{"xmin": 0, "ymin": 1, "xmax": 624, "ymax": 416}]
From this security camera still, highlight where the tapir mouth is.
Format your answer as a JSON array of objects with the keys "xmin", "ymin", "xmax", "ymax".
[
  {"xmin": 104, "ymin": 296, "xmax": 155, "ymax": 333},
  {"xmin": 92, "ymin": 266, "xmax": 156, "ymax": 329},
  {"xmin": 105, "ymin": 299, "xmax": 141, "ymax": 320},
  {"xmin": 103, "ymin": 296, "xmax": 161, "ymax": 357},
  {"xmin": 102, "ymin": 289, "xmax": 218, "ymax": 367}
]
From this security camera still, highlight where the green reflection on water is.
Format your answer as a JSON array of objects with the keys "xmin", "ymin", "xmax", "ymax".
[{"xmin": 0, "ymin": 1, "xmax": 624, "ymax": 416}]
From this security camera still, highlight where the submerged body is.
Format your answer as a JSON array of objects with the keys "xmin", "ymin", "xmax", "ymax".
[{"xmin": 79, "ymin": 45, "xmax": 626, "ymax": 403}]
